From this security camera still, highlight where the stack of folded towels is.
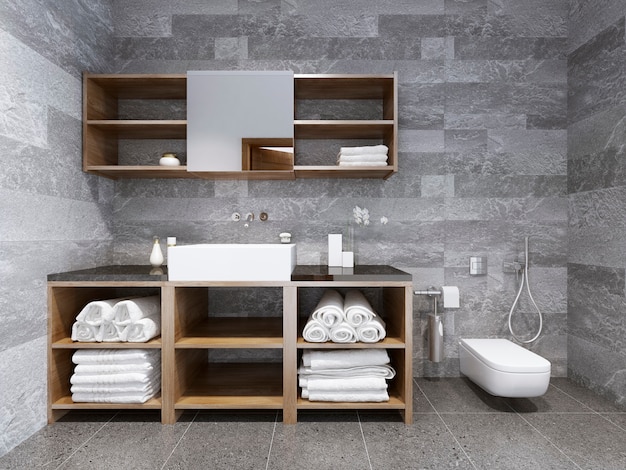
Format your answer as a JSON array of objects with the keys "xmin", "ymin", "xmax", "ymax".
[
  {"xmin": 299, "ymin": 349, "xmax": 395, "ymax": 402},
  {"xmin": 302, "ymin": 289, "xmax": 386, "ymax": 343},
  {"xmin": 70, "ymin": 296, "xmax": 161, "ymax": 343},
  {"xmin": 70, "ymin": 349, "xmax": 161, "ymax": 403},
  {"xmin": 336, "ymin": 144, "xmax": 388, "ymax": 167}
]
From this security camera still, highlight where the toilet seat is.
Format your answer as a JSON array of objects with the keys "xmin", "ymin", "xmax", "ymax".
[
  {"xmin": 459, "ymin": 338, "xmax": 551, "ymax": 397},
  {"xmin": 460, "ymin": 338, "xmax": 550, "ymax": 373}
]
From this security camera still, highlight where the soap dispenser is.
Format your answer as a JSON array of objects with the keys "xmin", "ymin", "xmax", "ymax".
[{"xmin": 150, "ymin": 237, "xmax": 164, "ymax": 267}]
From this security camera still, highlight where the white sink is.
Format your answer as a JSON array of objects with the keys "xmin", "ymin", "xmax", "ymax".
[{"xmin": 167, "ymin": 243, "xmax": 297, "ymax": 281}]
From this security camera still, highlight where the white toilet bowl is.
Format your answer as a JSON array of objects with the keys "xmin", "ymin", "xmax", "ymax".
[{"xmin": 459, "ymin": 338, "xmax": 551, "ymax": 397}]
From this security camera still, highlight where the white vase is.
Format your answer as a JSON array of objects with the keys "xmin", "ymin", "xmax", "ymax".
[{"xmin": 150, "ymin": 238, "xmax": 164, "ymax": 267}]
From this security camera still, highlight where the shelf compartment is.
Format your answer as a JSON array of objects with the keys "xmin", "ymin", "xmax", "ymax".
[
  {"xmin": 86, "ymin": 120, "xmax": 186, "ymax": 139},
  {"xmin": 294, "ymin": 120, "xmax": 394, "ymax": 139},
  {"xmin": 51, "ymin": 395, "xmax": 162, "ymax": 410},
  {"xmin": 294, "ymin": 74, "xmax": 395, "ymax": 100},
  {"xmin": 175, "ymin": 362, "xmax": 283, "ymax": 409},
  {"xmin": 176, "ymin": 318, "xmax": 283, "ymax": 349}
]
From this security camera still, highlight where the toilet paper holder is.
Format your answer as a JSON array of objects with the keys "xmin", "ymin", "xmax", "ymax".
[{"xmin": 414, "ymin": 287, "xmax": 444, "ymax": 363}]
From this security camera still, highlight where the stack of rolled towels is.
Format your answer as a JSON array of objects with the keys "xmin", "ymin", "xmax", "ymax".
[
  {"xmin": 70, "ymin": 349, "xmax": 161, "ymax": 403},
  {"xmin": 299, "ymin": 349, "xmax": 395, "ymax": 402},
  {"xmin": 302, "ymin": 289, "xmax": 386, "ymax": 343},
  {"xmin": 70, "ymin": 296, "xmax": 161, "ymax": 343},
  {"xmin": 336, "ymin": 144, "xmax": 388, "ymax": 167}
]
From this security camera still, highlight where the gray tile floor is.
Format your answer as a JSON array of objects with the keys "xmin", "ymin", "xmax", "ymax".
[{"xmin": 1, "ymin": 378, "xmax": 625, "ymax": 469}]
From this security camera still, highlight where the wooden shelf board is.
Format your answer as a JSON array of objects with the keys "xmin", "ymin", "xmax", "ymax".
[
  {"xmin": 86, "ymin": 120, "xmax": 186, "ymax": 139},
  {"xmin": 52, "ymin": 395, "xmax": 162, "ymax": 409},
  {"xmin": 294, "ymin": 166, "xmax": 396, "ymax": 179},
  {"xmin": 294, "ymin": 74, "xmax": 395, "ymax": 100},
  {"xmin": 297, "ymin": 394, "xmax": 405, "ymax": 409},
  {"xmin": 297, "ymin": 337, "xmax": 405, "ymax": 349},
  {"xmin": 176, "ymin": 363, "xmax": 283, "ymax": 408},
  {"xmin": 176, "ymin": 317, "xmax": 283, "ymax": 348},
  {"xmin": 294, "ymin": 120, "xmax": 394, "ymax": 139},
  {"xmin": 52, "ymin": 337, "xmax": 162, "ymax": 349}
]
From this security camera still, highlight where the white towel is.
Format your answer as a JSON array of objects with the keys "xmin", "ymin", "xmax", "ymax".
[
  {"xmin": 70, "ymin": 370, "xmax": 160, "ymax": 385},
  {"xmin": 112, "ymin": 296, "xmax": 160, "ymax": 326},
  {"xmin": 356, "ymin": 316, "xmax": 387, "ymax": 343},
  {"xmin": 298, "ymin": 364, "xmax": 396, "ymax": 380},
  {"xmin": 302, "ymin": 349, "xmax": 390, "ymax": 370},
  {"xmin": 337, "ymin": 153, "xmax": 388, "ymax": 163},
  {"xmin": 99, "ymin": 322, "xmax": 120, "ymax": 342},
  {"xmin": 72, "ymin": 390, "xmax": 158, "ymax": 404},
  {"xmin": 344, "ymin": 290, "xmax": 376, "ymax": 327},
  {"xmin": 71, "ymin": 382, "xmax": 159, "ymax": 394},
  {"xmin": 339, "ymin": 145, "xmax": 389, "ymax": 156},
  {"xmin": 75, "ymin": 298, "xmax": 121, "ymax": 326},
  {"xmin": 71, "ymin": 322, "xmax": 99, "ymax": 342},
  {"xmin": 302, "ymin": 389, "xmax": 389, "ymax": 402},
  {"xmin": 329, "ymin": 322, "xmax": 358, "ymax": 343},
  {"xmin": 338, "ymin": 161, "xmax": 388, "ymax": 167},
  {"xmin": 122, "ymin": 315, "xmax": 161, "ymax": 342},
  {"xmin": 302, "ymin": 319, "xmax": 331, "ymax": 342},
  {"xmin": 74, "ymin": 361, "xmax": 160, "ymax": 375},
  {"xmin": 310, "ymin": 290, "xmax": 345, "ymax": 328},
  {"xmin": 72, "ymin": 349, "xmax": 160, "ymax": 365},
  {"xmin": 300, "ymin": 376, "xmax": 388, "ymax": 391}
]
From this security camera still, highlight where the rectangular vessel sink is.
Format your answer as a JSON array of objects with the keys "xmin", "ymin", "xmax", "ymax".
[{"xmin": 167, "ymin": 243, "xmax": 296, "ymax": 281}]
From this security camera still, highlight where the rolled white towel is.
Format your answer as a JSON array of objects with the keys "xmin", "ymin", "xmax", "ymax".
[
  {"xmin": 302, "ymin": 319, "xmax": 331, "ymax": 343},
  {"xmin": 125, "ymin": 315, "xmax": 161, "ymax": 342},
  {"xmin": 344, "ymin": 290, "xmax": 376, "ymax": 327},
  {"xmin": 72, "ymin": 349, "xmax": 160, "ymax": 365},
  {"xmin": 75, "ymin": 298, "xmax": 121, "ymax": 326},
  {"xmin": 302, "ymin": 349, "xmax": 390, "ymax": 370},
  {"xmin": 112, "ymin": 296, "xmax": 160, "ymax": 326},
  {"xmin": 74, "ymin": 361, "xmax": 160, "ymax": 375},
  {"xmin": 337, "ymin": 153, "xmax": 388, "ymax": 163},
  {"xmin": 100, "ymin": 322, "xmax": 120, "ymax": 342},
  {"xmin": 300, "ymin": 376, "xmax": 388, "ymax": 391},
  {"xmin": 339, "ymin": 145, "xmax": 388, "ymax": 156},
  {"xmin": 70, "ymin": 370, "xmax": 160, "ymax": 385},
  {"xmin": 298, "ymin": 364, "xmax": 396, "ymax": 380},
  {"xmin": 329, "ymin": 322, "xmax": 358, "ymax": 343},
  {"xmin": 310, "ymin": 290, "xmax": 345, "ymax": 328},
  {"xmin": 356, "ymin": 316, "xmax": 387, "ymax": 343},
  {"xmin": 302, "ymin": 389, "xmax": 389, "ymax": 402},
  {"xmin": 71, "ymin": 322, "xmax": 99, "ymax": 342},
  {"xmin": 338, "ymin": 161, "xmax": 388, "ymax": 167}
]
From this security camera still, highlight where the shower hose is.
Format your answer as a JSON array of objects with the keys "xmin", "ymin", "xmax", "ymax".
[{"xmin": 508, "ymin": 236, "xmax": 543, "ymax": 343}]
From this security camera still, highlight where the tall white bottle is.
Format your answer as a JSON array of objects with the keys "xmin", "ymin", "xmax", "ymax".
[{"xmin": 150, "ymin": 237, "xmax": 164, "ymax": 267}]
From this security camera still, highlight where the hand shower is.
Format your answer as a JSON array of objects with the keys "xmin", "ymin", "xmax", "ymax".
[{"xmin": 508, "ymin": 236, "xmax": 543, "ymax": 343}]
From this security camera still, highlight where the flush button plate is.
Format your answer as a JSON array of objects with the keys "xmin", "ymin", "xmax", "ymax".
[{"xmin": 469, "ymin": 256, "xmax": 487, "ymax": 276}]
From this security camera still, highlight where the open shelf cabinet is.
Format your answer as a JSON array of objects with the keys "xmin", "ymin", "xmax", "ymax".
[{"xmin": 82, "ymin": 72, "xmax": 397, "ymax": 180}]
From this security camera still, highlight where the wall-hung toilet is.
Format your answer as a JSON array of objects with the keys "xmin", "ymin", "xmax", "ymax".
[{"xmin": 459, "ymin": 338, "xmax": 551, "ymax": 397}]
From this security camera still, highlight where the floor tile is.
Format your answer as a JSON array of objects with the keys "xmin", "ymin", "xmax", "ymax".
[
  {"xmin": 506, "ymin": 382, "xmax": 593, "ymax": 413},
  {"xmin": 267, "ymin": 412, "xmax": 370, "ymax": 470},
  {"xmin": 415, "ymin": 377, "xmax": 511, "ymax": 413},
  {"xmin": 523, "ymin": 413, "xmax": 626, "ymax": 470},
  {"xmin": 411, "ymin": 381, "xmax": 437, "ymax": 413},
  {"xmin": 360, "ymin": 412, "xmax": 473, "ymax": 469},
  {"xmin": 601, "ymin": 413, "xmax": 626, "ymax": 431},
  {"xmin": 441, "ymin": 413, "xmax": 578, "ymax": 469},
  {"xmin": 163, "ymin": 411, "xmax": 277, "ymax": 470},
  {"xmin": 550, "ymin": 378, "xmax": 626, "ymax": 412}
]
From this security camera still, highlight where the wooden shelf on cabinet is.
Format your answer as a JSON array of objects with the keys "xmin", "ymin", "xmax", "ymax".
[
  {"xmin": 52, "ymin": 337, "xmax": 162, "ymax": 348},
  {"xmin": 296, "ymin": 338, "xmax": 405, "ymax": 348},
  {"xmin": 297, "ymin": 394, "xmax": 406, "ymax": 409},
  {"xmin": 51, "ymin": 395, "xmax": 162, "ymax": 410},
  {"xmin": 176, "ymin": 318, "xmax": 283, "ymax": 349}
]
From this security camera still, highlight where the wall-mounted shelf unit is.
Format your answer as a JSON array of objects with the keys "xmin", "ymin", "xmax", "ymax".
[{"xmin": 82, "ymin": 72, "xmax": 397, "ymax": 180}]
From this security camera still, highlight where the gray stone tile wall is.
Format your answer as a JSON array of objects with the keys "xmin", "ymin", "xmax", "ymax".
[
  {"xmin": 109, "ymin": 0, "xmax": 569, "ymax": 378},
  {"xmin": 0, "ymin": 0, "xmax": 115, "ymax": 456},
  {"xmin": 567, "ymin": 1, "xmax": 626, "ymax": 409}
]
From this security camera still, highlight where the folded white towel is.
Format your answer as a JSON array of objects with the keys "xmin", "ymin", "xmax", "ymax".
[
  {"xmin": 302, "ymin": 389, "xmax": 389, "ymax": 402},
  {"xmin": 74, "ymin": 361, "xmax": 160, "ymax": 375},
  {"xmin": 70, "ymin": 370, "xmax": 160, "ymax": 385},
  {"xmin": 71, "ymin": 322, "xmax": 99, "ymax": 342},
  {"xmin": 71, "ymin": 381, "xmax": 159, "ymax": 394},
  {"xmin": 310, "ymin": 290, "xmax": 345, "ymax": 328},
  {"xmin": 121, "ymin": 315, "xmax": 161, "ymax": 342},
  {"xmin": 302, "ymin": 349, "xmax": 390, "ymax": 370},
  {"xmin": 337, "ymin": 153, "xmax": 388, "ymax": 163},
  {"xmin": 329, "ymin": 322, "xmax": 358, "ymax": 343},
  {"xmin": 302, "ymin": 319, "xmax": 331, "ymax": 343},
  {"xmin": 298, "ymin": 364, "xmax": 396, "ymax": 380},
  {"xmin": 344, "ymin": 290, "xmax": 376, "ymax": 327},
  {"xmin": 300, "ymin": 376, "xmax": 388, "ymax": 391},
  {"xmin": 75, "ymin": 298, "xmax": 122, "ymax": 326},
  {"xmin": 356, "ymin": 316, "xmax": 387, "ymax": 343},
  {"xmin": 72, "ymin": 389, "xmax": 158, "ymax": 404},
  {"xmin": 72, "ymin": 349, "xmax": 160, "ymax": 365},
  {"xmin": 339, "ymin": 145, "xmax": 389, "ymax": 156},
  {"xmin": 112, "ymin": 296, "xmax": 160, "ymax": 326},
  {"xmin": 338, "ymin": 161, "xmax": 388, "ymax": 167}
]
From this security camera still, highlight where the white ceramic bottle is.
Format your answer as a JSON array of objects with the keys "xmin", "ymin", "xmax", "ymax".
[{"xmin": 150, "ymin": 237, "xmax": 164, "ymax": 267}]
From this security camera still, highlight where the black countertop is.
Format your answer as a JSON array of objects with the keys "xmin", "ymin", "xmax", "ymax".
[{"xmin": 48, "ymin": 265, "xmax": 411, "ymax": 282}]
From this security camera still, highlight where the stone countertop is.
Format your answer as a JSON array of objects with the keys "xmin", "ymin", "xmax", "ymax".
[{"xmin": 48, "ymin": 265, "xmax": 412, "ymax": 283}]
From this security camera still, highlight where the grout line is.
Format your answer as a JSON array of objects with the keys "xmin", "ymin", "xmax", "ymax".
[
  {"xmin": 160, "ymin": 411, "xmax": 198, "ymax": 470},
  {"xmin": 549, "ymin": 382, "xmax": 626, "ymax": 432},
  {"xmin": 504, "ymin": 401, "xmax": 584, "ymax": 470},
  {"xmin": 264, "ymin": 411, "xmax": 279, "ymax": 470},
  {"xmin": 413, "ymin": 379, "xmax": 479, "ymax": 470},
  {"xmin": 356, "ymin": 411, "xmax": 374, "ymax": 470},
  {"xmin": 52, "ymin": 411, "xmax": 120, "ymax": 470}
]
